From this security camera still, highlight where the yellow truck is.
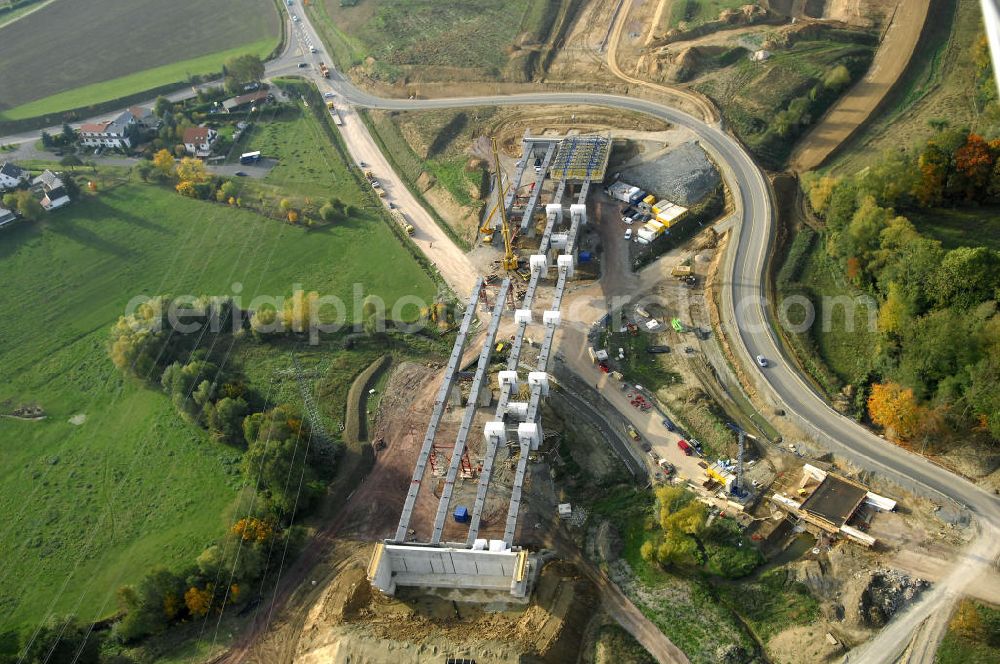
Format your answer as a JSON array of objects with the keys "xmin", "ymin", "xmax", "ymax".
[{"xmin": 390, "ymin": 209, "xmax": 414, "ymax": 234}]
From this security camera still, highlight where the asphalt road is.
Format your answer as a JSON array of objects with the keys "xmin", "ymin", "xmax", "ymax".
[
  {"xmin": 318, "ymin": 74, "xmax": 1000, "ymax": 664},
  {"xmin": 3, "ymin": 5, "xmax": 997, "ymax": 660}
]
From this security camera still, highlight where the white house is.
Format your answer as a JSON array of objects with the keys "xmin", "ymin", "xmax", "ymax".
[
  {"xmin": 0, "ymin": 206, "xmax": 16, "ymax": 229},
  {"xmin": 0, "ymin": 162, "xmax": 29, "ymax": 190},
  {"xmin": 183, "ymin": 126, "xmax": 218, "ymax": 157},
  {"xmin": 32, "ymin": 170, "xmax": 70, "ymax": 210},
  {"xmin": 79, "ymin": 110, "xmax": 135, "ymax": 149}
]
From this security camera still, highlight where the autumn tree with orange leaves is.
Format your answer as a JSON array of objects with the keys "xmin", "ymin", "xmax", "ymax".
[
  {"xmin": 868, "ymin": 382, "xmax": 921, "ymax": 440},
  {"xmin": 185, "ymin": 585, "xmax": 214, "ymax": 617},
  {"xmin": 232, "ymin": 517, "xmax": 274, "ymax": 543}
]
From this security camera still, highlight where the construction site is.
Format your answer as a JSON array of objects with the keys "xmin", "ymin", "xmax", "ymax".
[
  {"xmin": 368, "ymin": 131, "xmax": 610, "ymax": 599},
  {"xmin": 230, "ymin": 119, "xmax": 980, "ymax": 662}
]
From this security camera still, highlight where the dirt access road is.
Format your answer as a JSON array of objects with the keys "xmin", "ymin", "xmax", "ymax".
[
  {"xmin": 333, "ymin": 103, "xmax": 477, "ymax": 297},
  {"xmin": 606, "ymin": 0, "xmax": 720, "ymax": 124},
  {"xmin": 788, "ymin": 0, "xmax": 932, "ymax": 172}
]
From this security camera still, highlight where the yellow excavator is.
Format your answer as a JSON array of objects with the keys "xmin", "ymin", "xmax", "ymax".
[{"xmin": 481, "ymin": 137, "xmax": 519, "ymax": 272}]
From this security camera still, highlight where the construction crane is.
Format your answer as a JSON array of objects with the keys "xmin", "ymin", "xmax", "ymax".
[
  {"xmin": 725, "ymin": 422, "xmax": 756, "ymax": 497},
  {"xmin": 490, "ymin": 136, "xmax": 519, "ymax": 272}
]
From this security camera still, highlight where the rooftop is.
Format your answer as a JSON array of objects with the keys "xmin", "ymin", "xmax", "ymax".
[
  {"xmin": 222, "ymin": 89, "xmax": 270, "ymax": 110},
  {"xmin": 183, "ymin": 126, "xmax": 212, "ymax": 143},
  {"xmin": 800, "ymin": 474, "xmax": 868, "ymax": 528},
  {"xmin": 80, "ymin": 121, "xmax": 112, "ymax": 133},
  {"xmin": 0, "ymin": 162, "xmax": 27, "ymax": 179},
  {"xmin": 33, "ymin": 169, "xmax": 63, "ymax": 190}
]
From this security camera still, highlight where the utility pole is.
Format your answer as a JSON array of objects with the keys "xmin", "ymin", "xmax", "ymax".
[{"xmin": 289, "ymin": 352, "xmax": 330, "ymax": 443}]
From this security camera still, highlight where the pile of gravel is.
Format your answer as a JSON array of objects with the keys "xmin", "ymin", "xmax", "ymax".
[
  {"xmin": 620, "ymin": 141, "xmax": 721, "ymax": 207},
  {"xmin": 858, "ymin": 569, "xmax": 929, "ymax": 627}
]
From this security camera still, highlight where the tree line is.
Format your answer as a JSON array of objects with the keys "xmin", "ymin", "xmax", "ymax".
[
  {"xmin": 94, "ymin": 296, "xmax": 342, "ymax": 653},
  {"xmin": 803, "ymin": 125, "xmax": 1000, "ymax": 449},
  {"xmin": 640, "ymin": 486, "xmax": 761, "ymax": 578}
]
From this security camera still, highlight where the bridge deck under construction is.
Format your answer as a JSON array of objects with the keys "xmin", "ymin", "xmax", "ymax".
[{"xmin": 369, "ymin": 134, "xmax": 608, "ymax": 599}]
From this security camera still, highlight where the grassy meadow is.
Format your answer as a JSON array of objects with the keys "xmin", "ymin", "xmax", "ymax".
[
  {"xmin": 669, "ymin": 0, "xmax": 746, "ymax": 29},
  {"xmin": 0, "ymin": 173, "xmax": 434, "ymax": 629},
  {"xmin": 314, "ymin": 0, "xmax": 561, "ymax": 82},
  {"xmin": 0, "ymin": 0, "xmax": 279, "ymax": 119},
  {"xmin": 233, "ymin": 105, "xmax": 362, "ymax": 203}
]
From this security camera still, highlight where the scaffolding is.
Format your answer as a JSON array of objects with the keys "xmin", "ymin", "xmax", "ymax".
[{"xmin": 549, "ymin": 135, "xmax": 610, "ymax": 183}]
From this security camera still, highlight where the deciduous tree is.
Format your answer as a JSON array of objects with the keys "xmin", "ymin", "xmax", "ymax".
[
  {"xmin": 184, "ymin": 585, "xmax": 213, "ymax": 617},
  {"xmin": 153, "ymin": 149, "xmax": 175, "ymax": 177},
  {"xmin": 868, "ymin": 382, "xmax": 921, "ymax": 440}
]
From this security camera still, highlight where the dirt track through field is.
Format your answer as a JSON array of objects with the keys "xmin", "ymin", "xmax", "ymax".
[{"xmin": 788, "ymin": 0, "xmax": 932, "ymax": 172}]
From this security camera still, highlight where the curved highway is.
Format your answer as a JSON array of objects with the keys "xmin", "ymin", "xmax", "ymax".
[
  {"xmin": 3, "ymin": 5, "xmax": 996, "ymax": 660},
  {"xmin": 321, "ymin": 81, "xmax": 1000, "ymax": 662}
]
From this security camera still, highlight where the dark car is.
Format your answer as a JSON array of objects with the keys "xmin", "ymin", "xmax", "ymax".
[
  {"xmin": 662, "ymin": 418, "xmax": 675, "ymax": 432},
  {"xmin": 297, "ymin": 62, "xmax": 309, "ymax": 68},
  {"xmin": 234, "ymin": 171, "xmax": 248, "ymax": 177},
  {"xmin": 646, "ymin": 345, "xmax": 670, "ymax": 354}
]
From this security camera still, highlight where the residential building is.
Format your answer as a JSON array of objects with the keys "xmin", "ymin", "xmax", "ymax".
[
  {"xmin": 79, "ymin": 110, "xmax": 135, "ymax": 149},
  {"xmin": 0, "ymin": 206, "xmax": 16, "ymax": 229},
  {"xmin": 32, "ymin": 170, "xmax": 70, "ymax": 210},
  {"xmin": 0, "ymin": 162, "xmax": 29, "ymax": 190},
  {"xmin": 127, "ymin": 105, "xmax": 159, "ymax": 129},
  {"xmin": 183, "ymin": 126, "xmax": 218, "ymax": 157},
  {"xmin": 222, "ymin": 89, "xmax": 272, "ymax": 113}
]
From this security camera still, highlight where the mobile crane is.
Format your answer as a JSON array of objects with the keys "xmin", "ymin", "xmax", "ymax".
[{"xmin": 489, "ymin": 137, "xmax": 519, "ymax": 272}]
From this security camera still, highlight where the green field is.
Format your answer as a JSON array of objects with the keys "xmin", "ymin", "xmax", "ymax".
[
  {"xmin": 776, "ymin": 232, "xmax": 879, "ymax": 396},
  {"xmin": 315, "ymin": 0, "xmax": 561, "ymax": 82},
  {"xmin": 0, "ymin": 174, "xmax": 433, "ymax": 629},
  {"xmin": 1, "ymin": 40, "xmax": 276, "ymax": 122},
  {"xmin": 669, "ymin": 0, "xmax": 746, "ymax": 29},
  {"xmin": 694, "ymin": 35, "xmax": 874, "ymax": 168},
  {"xmin": 936, "ymin": 600, "xmax": 1000, "ymax": 664},
  {"xmin": 234, "ymin": 105, "xmax": 362, "ymax": 204},
  {"xmin": 0, "ymin": 0, "xmax": 279, "ymax": 119},
  {"xmin": 906, "ymin": 206, "xmax": 1000, "ymax": 251},
  {"xmin": 829, "ymin": 0, "xmax": 980, "ymax": 174},
  {"xmin": 590, "ymin": 624, "xmax": 656, "ymax": 664},
  {"xmin": 590, "ymin": 491, "xmax": 757, "ymax": 662}
]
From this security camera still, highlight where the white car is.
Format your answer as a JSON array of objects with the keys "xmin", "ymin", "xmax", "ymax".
[
  {"xmin": 622, "ymin": 215, "xmax": 634, "ymax": 225},
  {"xmin": 756, "ymin": 355, "xmax": 768, "ymax": 368},
  {"xmin": 323, "ymin": 92, "xmax": 335, "ymax": 98},
  {"xmin": 624, "ymin": 228, "xmax": 633, "ymax": 240}
]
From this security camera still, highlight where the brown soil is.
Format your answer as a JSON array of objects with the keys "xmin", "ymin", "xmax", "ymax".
[
  {"xmin": 830, "ymin": 0, "xmax": 985, "ymax": 174},
  {"xmin": 342, "ymin": 361, "xmax": 444, "ymax": 541},
  {"xmin": 294, "ymin": 556, "xmax": 599, "ymax": 663},
  {"xmin": 789, "ymin": 0, "xmax": 932, "ymax": 171}
]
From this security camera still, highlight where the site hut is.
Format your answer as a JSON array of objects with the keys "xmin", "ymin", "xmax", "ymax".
[
  {"xmin": 770, "ymin": 464, "xmax": 896, "ymax": 548},
  {"xmin": 369, "ymin": 132, "xmax": 606, "ymax": 601}
]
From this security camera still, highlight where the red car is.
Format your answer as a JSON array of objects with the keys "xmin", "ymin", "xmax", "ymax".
[{"xmin": 677, "ymin": 439, "xmax": 693, "ymax": 455}]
